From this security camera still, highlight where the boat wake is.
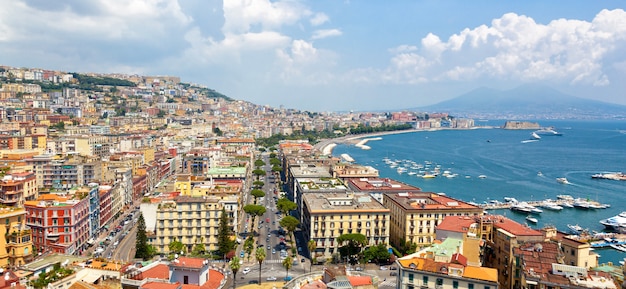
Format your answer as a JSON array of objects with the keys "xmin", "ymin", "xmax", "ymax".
[{"xmin": 521, "ymin": 139, "xmax": 539, "ymax": 143}]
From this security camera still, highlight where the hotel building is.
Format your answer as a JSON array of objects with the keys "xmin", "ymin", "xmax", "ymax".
[{"xmin": 301, "ymin": 192, "xmax": 390, "ymax": 261}]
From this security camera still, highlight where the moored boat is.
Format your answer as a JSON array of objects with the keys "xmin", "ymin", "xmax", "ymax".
[
  {"xmin": 567, "ymin": 224, "xmax": 584, "ymax": 234},
  {"xmin": 526, "ymin": 215, "xmax": 538, "ymax": 224},
  {"xmin": 599, "ymin": 211, "xmax": 626, "ymax": 230},
  {"xmin": 541, "ymin": 202, "xmax": 563, "ymax": 211},
  {"xmin": 610, "ymin": 244, "xmax": 626, "ymax": 252}
]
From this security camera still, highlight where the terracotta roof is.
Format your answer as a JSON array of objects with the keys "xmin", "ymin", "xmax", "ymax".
[
  {"xmin": 347, "ymin": 276, "xmax": 372, "ymax": 286},
  {"xmin": 437, "ymin": 216, "xmax": 476, "ymax": 233},
  {"xmin": 171, "ymin": 257, "xmax": 207, "ymax": 269},
  {"xmin": 462, "ymin": 266, "xmax": 498, "ymax": 282},
  {"xmin": 135, "ymin": 264, "xmax": 170, "ymax": 280},
  {"xmin": 200, "ymin": 269, "xmax": 224, "ymax": 289},
  {"xmin": 450, "ymin": 253, "xmax": 467, "ymax": 266},
  {"xmin": 301, "ymin": 280, "xmax": 327, "ymax": 289},
  {"xmin": 489, "ymin": 215, "xmax": 543, "ymax": 236}
]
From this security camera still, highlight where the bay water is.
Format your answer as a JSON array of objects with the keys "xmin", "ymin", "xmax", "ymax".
[{"xmin": 332, "ymin": 120, "xmax": 626, "ymax": 264}]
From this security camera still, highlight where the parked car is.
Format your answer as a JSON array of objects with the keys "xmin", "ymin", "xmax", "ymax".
[
  {"xmin": 390, "ymin": 271, "xmax": 398, "ymax": 276},
  {"xmin": 242, "ymin": 267, "xmax": 251, "ymax": 274},
  {"xmin": 266, "ymin": 276, "xmax": 277, "ymax": 281},
  {"xmin": 283, "ymin": 276, "xmax": 293, "ymax": 281}
]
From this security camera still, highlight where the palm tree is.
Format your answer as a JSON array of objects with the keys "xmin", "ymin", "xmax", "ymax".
[
  {"xmin": 229, "ymin": 256, "xmax": 241, "ymax": 289},
  {"xmin": 282, "ymin": 256, "xmax": 293, "ymax": 280},
  {"xmin": 255, "ymin": 247, "xmax": 266, "ymax": 285},
  {"xmin": 307, "ymin": 239, "xmax": 317, "ymax": 272}
]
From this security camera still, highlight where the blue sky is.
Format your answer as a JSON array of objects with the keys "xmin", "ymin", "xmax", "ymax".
[{"xmin": 1, "ymin": 0, "xmax": 625, "ymax": 111}]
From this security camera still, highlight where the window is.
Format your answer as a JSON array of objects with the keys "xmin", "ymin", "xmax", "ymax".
[
  {"xmin": 453, "ymin": 281, "xmax": 458, "ymax": 289},
  {"xmin": 423, "ymin": 276, "xmax": 428, "ymax": 284},
  {"xmin": 468, "ymin": 284, "xmax": 474, "ymax": 289},
  {"xmin": 408, "ymin": 274, "xmax": 414, "ymax": 283},
  {"xmin": 484, "ymin": 286, "xmax": 490, "ymax": 289},
  {"xmin": 436, "ymin": 278, "xmax": 443, "ymax": 286},
  {"xmin": 184, "ymin": 276, "xmax": 189, "ymax": 284}
]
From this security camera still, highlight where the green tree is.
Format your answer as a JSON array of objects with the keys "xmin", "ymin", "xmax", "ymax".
[
  {"xmin": 337, "ymin": 233, "xmax": 367, "ymax": 265},
  {"xmin": 250, "ymin": 189, "xmax": 265, "ymax": 203},
  {"xmin": 307, "ymin": 239, "xmax": 317, "ymax": 271},
  {"xmin": 244, "ymin": 236, "xmax": 255, "ymax": 262},
  {"xmin": 191, "ymin": 243, "xmax": 206, "ymax": 256},
  {"xmin": 254, "ymin": 159, "xmax": 266, "ymax": 167},
  {"xmin": 276, "ymin": 197, "xmax": 297, "ymax": 216},
  {"xmin": 269, "ymin": 157, "xmax": 280, "ymax": 166},
  {"xmin": 243, "ymin": 204, "xmax": 266, "ymax": 230},
  {"xmin": 213, "ymin": 127, "xmax": 223, "ymax": 136},
  {"xmin": 256, "ymin": 247, "xmax": 266, "ymax": 284},
  {"xmin": 272, "ymin": 165, "xmax": 282, "ymax": 174},
  {"xmin": 362, "ymin": 243, "xmax": 391, "ymax": 264},
  {"xmin": 253, "ymin": 181, "xmax": 265, "ymax": 188},
  {"xmin": 229, "ymin": 256, "xmax": 241, "ymax": 289},
  {"xmin": 168, "ymin": 240, "xmax": 184, "ymax": 256},
  {"xmin": 157, "ymin": 109, "xmax": 166, "ymax": 117},
  {"xmin": 217, "ymin": 208, "xmax": 234, "ymax": 259},
  {"xmin": 279, "ymin": 216, "xmax": 299, "ymax": 248},
  {"xmin": 282, "ymin": 256, "xmax": 293, "ymax": 279},
  {"xmin": 252, "ymin": 168, "xmax": 266, "ymax": 179},
  {"xmin": 269, "ymin": 152, "xmax": 277, "ymax": 158},
  {"xmin": 134, "ymin": 213, "xmax": 151, "ymax": 260}
]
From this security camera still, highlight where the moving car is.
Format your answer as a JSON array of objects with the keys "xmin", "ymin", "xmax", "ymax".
[
  {"xmin": 266, "ymin": 276, "xmax": 277, "ymax": 281},
  {"xmin": 242, "ymin": 267, "xmax": 251, "ymax": 274}
]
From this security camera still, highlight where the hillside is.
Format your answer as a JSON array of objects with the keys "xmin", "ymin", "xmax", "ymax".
[{"xmin": 420, "ymin": 84, "xmax": 626, "ymax": 119}]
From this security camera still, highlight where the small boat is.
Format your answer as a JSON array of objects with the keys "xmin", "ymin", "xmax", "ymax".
[
  {"xmin": 526, "ymin": 216, "xmax": 538, "ymax": 224},
  {"xmin": 556, "ymin": 177, "xmax": 570, "ymax": 184},
  {"xmin": 561, "ymin": 202, "xmax": 574, "ymax": 208},
  {"xmin": 531, "ymin": 132, "xmax": 541, "ymax": 140},
  {"xmin": 557, "ymin": 195, "xmax": 574, "ymax": 201},
  {"xmin": 422, "ymin": 174, "xmax": 436, "ymax": 179},
  {"xmin": 599, "ymin": 211, "xmax": 626, "ymax": 230},
  {"xmin": 535, "ymin": 128, "xmax": 563, "ymax": 136},
  {"xmin": 478, "ymin": 175, "xmax": 487, "ymax": 179},
  {"xmin": 504, "ymin": 197, "xmax": 518, "ymax": 203},
  {"xmin": 567, "ymin": 224, "xmax": 584, "ymax": 234},
  {"xmin": 610, "ymin": 244, "xmax": 626, "ymax": 252},
  {"xmin": 537, "ymin": 171, "xmax": 543, "ymax": 177}
]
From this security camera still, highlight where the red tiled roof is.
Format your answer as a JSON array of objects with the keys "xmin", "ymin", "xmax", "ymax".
[
  {"xmin": 451, "ymin": 253, "xmax": 467, "ymax": 266},
  {"xmin": 171, "ymin": 257, "xmax": 207, "ymax": 269},
  {"xmin": 200, "ymin": 270, "xmax": 224, "ymax": 289},
  {"xmin": 437, "ymin": 216, "xmax": 476, "ymax": 233},
  {"xmin": 135, "ymin": 264, "xmax": 170, "ymax": 280},
  {"xmin": 348, "ymin": 276, "xmax": 372, "ymax": 286},
  {"xmin": 492, "ymin": 216, "xmax": 543, "ymax": 236},
  {"xmin": 301, "ymin": 280, "xmax": 327, "ymax": 289}
]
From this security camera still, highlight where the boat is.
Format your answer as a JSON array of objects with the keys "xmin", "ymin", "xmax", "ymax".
[
  {"xmin": 531, "ymin": 132, "xmax": 541, "ymax": 140},
  {"xmin": 567, "ymin": 224, "xmax": 584, "ymax": 234},
  {"xmin": 511, "ymin": 202, "xmax": 542, "ymax": 214},
  {"xmin": 557, "ymin": 194, "xmax": 574, "ymax": 201},
  {"xmin": 504, "ymin": 197, "xmax": 518, "ymax": 203},
  {"xmin": 537, "ymin": 171, "xmax": 543, "ymax": 177},
  {"xmin": 609, "ymin": 244, "xmax": 626, "ymax": 252},
  {"xmin": 573, "ymin": 199, "xmax": 592, "ymax": 209},
  {"xmin": 526, "ymin": 215, "xmax": 538, "ymax": 224},
  {"xmin": 561, "ymin": 202, "xmax": 574, "ymax": 208},
  {"xmin": 421, "ymin": 174, "xmax": 436, "ymax": 179},
  {"xmin": 599, "ymin": 211, "xmax": 626, "ymax": 230},
  {"xmin": 556, "ymin": 177, "xmax": 570, "ymax": 184},
  {"xmin": 534, "ymin": 128, "xmax": 563, "ymax": 136},
  {"xmin": 478, "ymin": 175, "xmax": 487, "ymax": 179},
  {"xmin": 541, "ymin": 202, "xmax": 563, "ymax": 211}
]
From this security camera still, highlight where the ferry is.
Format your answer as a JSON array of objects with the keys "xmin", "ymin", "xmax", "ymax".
[
  {"xmin": 534, "ymin": 128, "xmax": 563, "ymax": 136},
  {"xmin": 531, "ymin": 132, "xmax": 541, "ymax": 140}
]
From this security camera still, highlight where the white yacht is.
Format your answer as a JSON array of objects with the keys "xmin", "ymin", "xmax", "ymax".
[
  {"xmin": 599, "ymin": 212, "xmax": 626, "ymax": 230},
  {"xmin": 541, "ymin": 202, "xmax": 563, "ymax": 211},
  {"xmin": 556, "ymin": 177, "xmax": 570, "ymax": 184}
]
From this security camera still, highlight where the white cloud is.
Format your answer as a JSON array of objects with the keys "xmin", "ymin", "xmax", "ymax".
[
  {"xmin": 310, "ymin": 12, "xmax": 329, "ymax": 26},
  {"xmin": 354, "ymin": 9, "xmax": 626, "ymax": 87},
  {"xmin": 222, "ymin": 0, "xmax": 311, "ymax": 34},
  {"xmin": 311, "ymin": 29, "xmax": 342, "ymax": 40}
]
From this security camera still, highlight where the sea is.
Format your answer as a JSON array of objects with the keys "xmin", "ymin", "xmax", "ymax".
[{"xmin": 331, "ymin": 119, "xmax": 626, "ymax": 265}]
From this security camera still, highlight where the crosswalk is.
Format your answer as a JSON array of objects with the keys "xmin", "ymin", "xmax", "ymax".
[{"xmin": 379, "ymin": 278, "xmax": 397, "ymax": 289}]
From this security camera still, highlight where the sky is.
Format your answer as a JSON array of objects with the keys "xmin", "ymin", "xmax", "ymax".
[{"xmin": 1, "ymin": 0, "xmax": 626, "ymax": 112}]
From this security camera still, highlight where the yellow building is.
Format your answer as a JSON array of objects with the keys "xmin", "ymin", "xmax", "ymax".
[
  {"xmin": 383, "ymin": 192, "xmax": 484, "ymax": 250},
  {"xmin": 301, "ymin": 192, "xmax": 390, "ymax": 261},
  {"xmin": 396, "ymin": 254, "xmax": 499, "ymax": 289},
  {"xmin": 0, "ymin": 207, "xmax": 33, "ymax": 268},
  {"xmin": 152, "ymin": 195, "xmax": 238, "ymax": 254}
]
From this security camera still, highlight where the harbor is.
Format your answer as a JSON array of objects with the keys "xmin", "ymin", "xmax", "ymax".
[{"xmin": 477, "ymin": 196, "xmax": 610, "ymax": 211}]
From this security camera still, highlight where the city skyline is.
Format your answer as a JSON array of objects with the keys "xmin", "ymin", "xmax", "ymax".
[{"xmin": 1, "ymin": 1, "xmax": 625, "ymax": 111}]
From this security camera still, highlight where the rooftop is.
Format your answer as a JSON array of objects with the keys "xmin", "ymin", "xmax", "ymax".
[
  {"xmin": 385, "ymin": 192, "xmax": 482, "ymax": 211},
  {"xmin": 303, "ymin": 192, "xmax": 389, "ymax": 213},
  {"xmin": 347, "ymin": 177, "xmax": 421, "ymax": 192}
]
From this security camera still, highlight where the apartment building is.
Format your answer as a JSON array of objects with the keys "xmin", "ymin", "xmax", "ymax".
[
  {"xmin": 0, "ymin": 207, "xmax": 33, "ymax": 268},
  {"xmin": 331, "ymin": 163, "xmax": 379, "ymax": 179},
  {"xmin": 25, "ymin": 194, "xmax": 90, "ymax": 255},
  {"xmin": 181, "ymin": 147, "xmax": 222, "ymax": 176},
  {"xmin": 174, "ymin": 175, "xmax": 242, "ymax": 228},
  {"xmin": 152, "ymin": 195, "xmax": 237, "ymax": 254},
  {"xmin": 0, "ymin": 172, "xmax": 38, "ymax": 207},
  {"xmin": 36, "ymin": 155, "xmax": 102, "ymax": 190},
  {"xmin": 383, "ymin": 192, "xmax": 484, "ymax": 250},
  {"xmin": 293, "ymin": 177, "xmax": 347, "ymax": 224},
  {"xmin": 396, "ymin": 253, "xmax": 499, "ymax": 289},
  {"xmin": 301, "ymin": 192, "xmax": 390, "ymax": 261},
  {"xmin": 346, "ymin": 177, "xmax": 422, "ymax": 204}
]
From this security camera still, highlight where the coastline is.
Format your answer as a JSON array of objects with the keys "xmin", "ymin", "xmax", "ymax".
[{"xmin": 317, "ymin": 126, "xmax": 497, "ymax": 156}]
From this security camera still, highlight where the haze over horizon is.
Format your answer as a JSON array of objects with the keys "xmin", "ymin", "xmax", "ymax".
[{"xmin": 1, "ymin": 1, "xmax": 625, "ymax": 112}]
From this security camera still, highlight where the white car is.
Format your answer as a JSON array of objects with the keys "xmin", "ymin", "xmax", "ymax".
[
  {"xmin": 266, "ymin": 276, "xmax": 277, "ymax": 281},
  {"xmin": 242, "ymin": 267, "xmax": 251, "ymax": 274}
]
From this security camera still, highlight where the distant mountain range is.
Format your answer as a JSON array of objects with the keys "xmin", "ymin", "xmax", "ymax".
[{"xmin": 418, "ymin": 84, "xmax": 626, "ymax": 119}]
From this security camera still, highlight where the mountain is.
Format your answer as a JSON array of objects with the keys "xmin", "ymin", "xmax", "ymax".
[{"xmin": 419, "ymin": 84, "xmax": 626, "ymax": 119}]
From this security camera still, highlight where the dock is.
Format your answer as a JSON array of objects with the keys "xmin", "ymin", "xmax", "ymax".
[{"xmin": 478, "ymin": 199, "xmax": 575, "ymax": 210}]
